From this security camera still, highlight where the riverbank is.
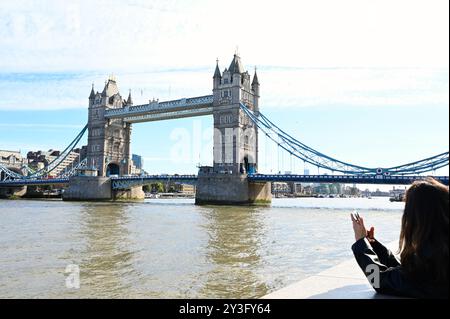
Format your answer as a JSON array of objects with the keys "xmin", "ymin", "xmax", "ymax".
[{"xmin": 146, "ymin": 193, "xmax": 195, "ymax": 199}]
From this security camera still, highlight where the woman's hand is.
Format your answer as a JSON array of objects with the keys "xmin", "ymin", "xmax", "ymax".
[
  {"xmin": 367, "ymin": 226, "xmax": 375, "ymax": 243},
  {"xmin": 351, "ymin": 213, "xmax": 369, "ymax": 242}
]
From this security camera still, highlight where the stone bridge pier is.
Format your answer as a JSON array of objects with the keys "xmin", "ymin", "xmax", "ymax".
[{"xmin": 63, "ymin": 175, "xmax": 144, "ymax": 201}]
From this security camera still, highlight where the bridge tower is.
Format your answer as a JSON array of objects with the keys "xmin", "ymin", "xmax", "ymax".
[
  {"xmin": 87, "ymin": 78, "xmax": 132, "ymax": 177},
  {"xmin": 64, "ymin": 78, "xmax": 144, "ymax": 201},
  {"xmin": 196, "ymin": 54, "xmax": 271, "ymax": 205},
  {"xmin": 212, "ymin": 54, "xmax": 260, "ymax": 174}
]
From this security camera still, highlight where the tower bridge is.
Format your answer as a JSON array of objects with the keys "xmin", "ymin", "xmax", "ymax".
[{"xmin": 1, "ymin": 53, "xmax": 449, "ymax": 203}]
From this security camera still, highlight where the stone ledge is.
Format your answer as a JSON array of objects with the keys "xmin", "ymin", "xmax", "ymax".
[{"xmin": 262, "ymin": 241, "xmax": 403, "ymax": 299}]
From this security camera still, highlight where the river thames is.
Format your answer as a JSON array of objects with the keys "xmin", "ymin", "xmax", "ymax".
[{"xmin": 0, "ymin": 197, "xmax": 404, "ymax": 298}]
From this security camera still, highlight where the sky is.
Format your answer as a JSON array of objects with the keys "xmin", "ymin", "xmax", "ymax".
[{"xmin": 0, "ymin": 0, "xmax": 448, "ymax": 183}]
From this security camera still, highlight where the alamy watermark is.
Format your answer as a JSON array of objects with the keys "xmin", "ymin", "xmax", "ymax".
[
  {"xmin": 365, "ymin": 264, "xmax": 380, "ymax": 289},
  {"xmin": 65, "ymin": 264, "xmax": 80, "ymax": 289},
  {"xmin": 169, "ymin": 120, "xmax": 258, "ymax": 165}
]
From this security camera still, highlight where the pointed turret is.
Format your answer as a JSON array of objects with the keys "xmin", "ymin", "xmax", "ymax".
[
  {"xmin": 213, "ymin": 59, "xmax": 221, "ymax": 78},
  {"xmin": 252, "ymin": 67, "xmax": 260, "ymax": 111},
  {"xmin": 228, "ymin": 54, "xmax": 244, "ymax": 74},
  {"xmin": 89, "ymin": 84, "xmax": 95, "ymax": 100},
  {"xmin": 127, "ymin": 90, "xmax": 133, "ymax": 105},
  {"xmin": 252, "ymin": 68, "xmax": 259, "ymax": 86},
  {"xmin": 213, "ymin": 59, "xmax": 222, "ymax": 89}
]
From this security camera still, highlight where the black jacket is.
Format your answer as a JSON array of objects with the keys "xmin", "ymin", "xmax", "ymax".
[{"xmin": 351, "ymin": 238, "xmax": 448, "ymax": 299}]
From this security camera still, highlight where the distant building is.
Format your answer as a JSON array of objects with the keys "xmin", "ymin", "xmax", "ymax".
[
  {"xmin": 389, "ymin": 186, "xmax": 407, "ymax": 200},
  {"xmin": 0, "ymin": 150, "xmax": 27, "ymax": 168},
  {"xmin": 272, "ymin": 182, "xmax": 291, "ymax": 193},
  {"xmin": 304, "ymin": 168, "xmax": 310, "ymax": 175},
  {"xmin": 362, "ymin": 188, "xmax": 371, "ymax": 197},
  {"xmin": 26, "ymin": 148, "xmax": 84, "ymax": 177},
  {"xmin": 73, "ymin": 146, "xmax": 88, "ymax": 161},
  {"xmin": 362, "ymin": 188, "xmax": 390, "ymax": 197},
  {"xmin": 174, "ymin": 183, "xmax": 196, "ymax": 194},
  {"xmin": 342, "ymin": 185, "xmax": 361, "ymax": 196},
  {"xmin": 372, "ymin": 189, "xmax": 390, "ymax": 197},
  {"xmin": 131, "ymin": 154, "xmax": 144, "ymax": 175},
  {"xmin": 292, "ymin": 183, "xmax": 304, "ymax": 194},
  {"xmin": 27, "ymin": 149, "xmax": 60, "ymax": 166},
  {"xmin": 132, "ymin": 154, "xmax": 143, "ymax": 170},
  {"xmin": 303, "ymin": 185, "xmax": 313, "ymax": 196}
]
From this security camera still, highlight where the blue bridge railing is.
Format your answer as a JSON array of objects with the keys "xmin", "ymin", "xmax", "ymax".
[
  {"xmin": 248, "ymin": 174, "xmax": 449, "ymax": 185},
  {"xmin": 1, "ymin": 174, "xmax": 447, "ymax": 188}
]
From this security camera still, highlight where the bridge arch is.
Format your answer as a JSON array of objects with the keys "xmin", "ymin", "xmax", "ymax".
[
  {"xmin": 106, "ymin": 163, "xmax": 120, "ymax": 176},
  {"xmin": 241, "ymin": 155, "xmax": 256, "ymax": 174}
]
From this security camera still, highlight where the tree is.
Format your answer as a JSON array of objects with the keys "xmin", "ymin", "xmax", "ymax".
[
  {"xmin": 153, "ymin": 182, "xmax": 164, "ymax": 193},
  {"xmin": 143, "ymin": 184, "xmax": 151, "ymax": 193},
  {"xmin": 143, "ymin": 182, "xmax": 164, "ymax": 193},
  {"xmin": 349, "ymin": 187, "xmax": 360, "ymax": 196}
]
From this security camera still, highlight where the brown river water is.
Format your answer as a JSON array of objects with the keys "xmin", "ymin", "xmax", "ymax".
[{"xmin": 0, "ymin": 197, "xmax": 404, "ymax": 298}]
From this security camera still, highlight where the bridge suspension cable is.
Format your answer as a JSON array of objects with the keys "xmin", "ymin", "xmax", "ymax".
[
  {"xmin": 0, "ymin": 124, "xmax": 88, "ymax": 181},
  {"xmin": 28, "ymin": 124, "xmax": 88, "ymax": 178},
  {"xmin": 240, "ymin": 103, "xmax": 449, "ymax": 176}
]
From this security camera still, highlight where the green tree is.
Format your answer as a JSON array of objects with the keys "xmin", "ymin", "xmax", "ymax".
[
  {"xmin": 153, "ymin": 182, "xmax": 164, "ymax": 193},
  {"xmin": 349, "ymin": 187, "xmax": 360, "ymax": 196},
  {"xmin": 143, "ymin": 182, "xmax": 165, "ymax": 193}
]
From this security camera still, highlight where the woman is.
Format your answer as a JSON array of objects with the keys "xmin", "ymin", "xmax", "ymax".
[{"xmin": 351, "ymin": 177, "xmax": 449, "ymax": 298}]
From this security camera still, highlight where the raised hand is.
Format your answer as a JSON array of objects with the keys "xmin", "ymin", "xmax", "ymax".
[
  {"xmin": 351, "ymin": 213, "xmax": 369, "ymax": 242},
  {"xmin": 367, "ymin": 226, "xmax": 375, "ymax": 243}
]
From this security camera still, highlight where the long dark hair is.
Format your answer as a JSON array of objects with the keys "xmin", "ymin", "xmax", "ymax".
[{"xmin": 399, "ymin": 177, "xmax": 449, "ymax": 283}]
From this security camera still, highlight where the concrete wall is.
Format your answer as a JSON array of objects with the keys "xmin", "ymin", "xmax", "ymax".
[
  {"xmin": 63, "ymin": 176, "xmax": 112, "ymax": 201},
  {"xmin": 63, "ymin": 176, "xmax": 144, "ymax": 201},
  {"xmin": 113, "ymin": 186, "xmax": 145, "ymax": 201},
  {"xmin": 195, "ymin": 173, "xmax": 271, "ymax": 205},
  {"xmin": 248, "ymin": 181, "xmax": 272, "ymax": 204}
]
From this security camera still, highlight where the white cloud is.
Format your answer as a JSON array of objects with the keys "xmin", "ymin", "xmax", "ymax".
[
  {"xmin": 261, "ymin": 67, "xmax": 449, "ymax": 109},
  {"xmin": 0, "ymin": 0, "xmax": 448, "ymax": 72},
  {"xmin": 1, "ymin": 67, "xmax": 447, "ymax": 111},
  {"xmin": 0, "ymin": 1, "xmax": 447, "ymax": 111}
]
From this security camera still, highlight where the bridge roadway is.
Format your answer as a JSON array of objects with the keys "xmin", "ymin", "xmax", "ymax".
[
  {"xmin": 1, "ymin": 174, "xmax": 448, "ymax": 189},
  {"xmin": 104, "ymin": 95, "xmax": 214, "ymax": 123}
]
